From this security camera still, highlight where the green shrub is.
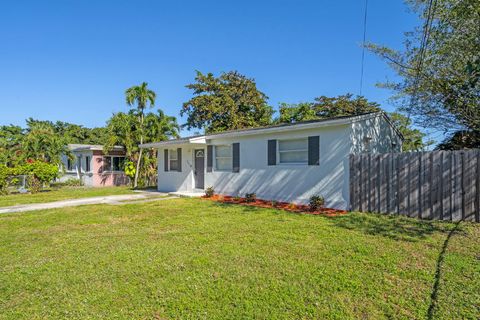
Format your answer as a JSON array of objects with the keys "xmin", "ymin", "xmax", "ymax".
[
  {"xmin": 124, "ymin": 161, "xmax": 136, "ymax": 187},
  {"xmin": 27, "ymin": 175, "xmax": 42, "ymax": 194},
  {"xmin": 245, "ymin": 193, "xmax": 257, "ymax": 203},
  {"xmin": 309, "ymin": 195, "xmax": 325, "ymax": 211},
  {"xmin": 25, "ymin": 161, "xmax": 59, "ymax": 186},
  {"xmin": 205, "ymin": 186, "xmax": 215, "ymax": 198},
  {"xmin": 0, "ymin": 161, "xmax": 58, "ymax": 194},
  {"xmin": 51, "ymin": 178, "xmax": 83, "ymax": 188},
  {"xmin": 0, "ymin": 165, "xmax": 10, "ymax": 195}
]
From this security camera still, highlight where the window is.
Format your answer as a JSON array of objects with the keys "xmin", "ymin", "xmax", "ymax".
[
  {"xmin": 112, "ymin": 157, "xmax": 125, "ymax": 171},
  {"xmin": 102, "ymin": 156, "xmax": 126, "ymax": 171},
  {"xmin": 169, "ymin": 150, "xmax": 178, "ymax": 171},
  {"xmin": 215, "ymin": 145, "xmax": 232, "ymax": 171},
  {"xmin": 67, "ymin": 158, "xmax": 74, "ymax": 171},
  {"xmin": 103, "ymin": 157, "xmax": 112, "ymax": 171},
  {"xmin": 278, "ymin": 138, "xmax": 308, "ymax": 164},
  {"xmin": 363, "ymin": 136, "xmax": 372, "ymax": 153},
  {"xmin": 85, "ymin": 156, "xmax": 90, "ymax": 172}
]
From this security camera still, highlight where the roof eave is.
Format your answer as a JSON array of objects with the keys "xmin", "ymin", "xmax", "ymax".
[
  {"xmin": 140, "ymin": 137, "xmax": 206, "ymax": 149},
  {"xmin": 203, "ymin": 112, "xmax": 379, "ymax": 140}
]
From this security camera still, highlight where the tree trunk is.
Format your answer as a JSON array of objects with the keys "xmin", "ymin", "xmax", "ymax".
[
  {"xmin": 133, "ymin": 112, "xmax": 144, "ymax": 188},
  {"xmin": 134, "ymin": 141, "xmax": 143, "ymax": 188}
]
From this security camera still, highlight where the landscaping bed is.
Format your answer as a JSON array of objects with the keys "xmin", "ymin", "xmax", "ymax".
[{"xmin": 204, "ymin": 194, "xmax": 348, "ymax": 216}]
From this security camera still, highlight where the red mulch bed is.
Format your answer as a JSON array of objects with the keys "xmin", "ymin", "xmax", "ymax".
[{"xmin": 202, "ymin": 195, "xmax": 347, "ymax": 217}]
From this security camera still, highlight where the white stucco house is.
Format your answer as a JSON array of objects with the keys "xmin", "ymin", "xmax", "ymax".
[{"xmin": 140, "ymin": 112, "xmax": 402, "ymax": 209}]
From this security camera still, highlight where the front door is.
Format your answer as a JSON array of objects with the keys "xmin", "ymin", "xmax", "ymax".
[{"xmin": 194, "ymin": 149, "xmax": 205, "ymax": 189}]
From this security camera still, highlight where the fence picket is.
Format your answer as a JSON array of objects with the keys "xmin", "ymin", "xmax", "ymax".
[
  {"xmin": 431, "ymin": 151, "xmax": 442, "ymax": 220},
  {"xmin": 349, "ymin": 150, "xmax": 479, "ymax": 222}
]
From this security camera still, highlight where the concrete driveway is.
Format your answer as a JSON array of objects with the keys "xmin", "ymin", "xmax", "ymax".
[{"xmin": 0, "ymin": 193, "xmax": 174, "ymax": 214}]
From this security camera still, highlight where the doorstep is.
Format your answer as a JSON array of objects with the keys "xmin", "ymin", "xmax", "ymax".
[{"xmin": 168, "ymin": 189, "xmax": 205, "ymax": 198}]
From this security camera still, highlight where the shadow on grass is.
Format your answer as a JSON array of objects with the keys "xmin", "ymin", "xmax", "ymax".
[
  {"xmin": 327, "ymin": 212, "xmax": 453, "ymax": 242},
  {"xmin": 210, "ymin": 201, "xmax": 306, "ymax": 217},
  {"xmin": 210, "ymin": 201, "xmax": 454, "ymax": 242},
  {"xmin": 426, "ymin": 213, "xmax": 473, "ymax": 320}
]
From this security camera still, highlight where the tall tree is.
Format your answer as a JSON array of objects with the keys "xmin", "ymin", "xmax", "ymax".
[
  {"xmin": 23, "ymin": 118, "xmax": 108, "ymax": 145},
  {"xmin": 22, "ymin": 121, "xmax": 69, "ymax": 164},
  {"xmin": 367, "ymin": 0, "xmax": 480, "ymax": 145},
  {"xmin": 181, "ymin": 71, "xmax": 273, "ymax": 133},
  {"xmin": 278, "ymin": 94, "xmax": 381, "ymax": 124},
  {"xmin": 125, "ymin": 82, "xmax": 156, "ymax": 188},
  {"xmin": 436, "ymin": 130, "xmax": 480, "ymax": 150},
  {"xmin": 0, "ymin": 125, "xmax": 24, "ymax": 166}
]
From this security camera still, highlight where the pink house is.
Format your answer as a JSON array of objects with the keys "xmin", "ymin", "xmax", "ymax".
[{"xmin": 60, "ymin": 144, "xmax": 130, "ymax": 187}]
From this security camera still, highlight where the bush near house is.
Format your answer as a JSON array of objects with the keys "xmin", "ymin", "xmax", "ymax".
[
  {"xmin": 0, "ymin": 160, "xmax": 59, "ymax": 194},
  {"xmin": 205, "ymin": 186, "xmax": 215, "ymax": 198},
  {"xmin": 309, "ymin": 195, "xmax": 325, "ymax": 211},
  {"xmin": 245, "ymin": 192, "xmax": 257, "ymax": 203},
  {"xmin": 51, "ymin": 178, "xmax": 83, "ymax": 188}
]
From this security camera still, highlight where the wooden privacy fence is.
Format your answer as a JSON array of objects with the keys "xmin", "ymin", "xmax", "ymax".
[{"xmin": 349, "ymin": 150, "xmax": 480, "ymax": 222}]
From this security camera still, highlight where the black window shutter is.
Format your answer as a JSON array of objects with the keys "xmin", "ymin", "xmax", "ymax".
[
  {"xmin": 207, "ymin": 145, "xmax": 213, "ymax": 172},
  {"xmin": 177, "ymin": 148, "xmax": 182, "ymax": 172},
  {"xmin": 164, "ymin": 149, "xmax": 169, "ymax": 171},
  {"xmin": 267, "ymin": 140, "xmax": 277, "ymax": 165},
  {"xmin": 232, "ymin": 143, "xmax": 240, "ymax": 173},
  {"xmin": 308, "ymin": 136, "xmax": 320, "ymax": 165}
]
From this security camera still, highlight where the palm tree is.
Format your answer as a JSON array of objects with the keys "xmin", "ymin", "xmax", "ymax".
[
  {"xmin": 144, "ymin": 109, "xmax": 180, "ymax": 142},
  {"xmin": 125, "ymin": 82, "xmax": 156, "ymax": 188}
]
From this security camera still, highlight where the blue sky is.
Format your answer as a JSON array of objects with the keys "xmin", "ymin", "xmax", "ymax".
[{"xmin": 0, "ymin": 0, "xmax": 418, "ymax": 136}]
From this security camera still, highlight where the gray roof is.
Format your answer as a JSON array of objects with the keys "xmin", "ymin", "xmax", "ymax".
[
  {"xmin": 140, "ymin": 112, "xmax": 403, "ymax": 148},
  {"xmin": 68, "ymin": 144, "xmax": 125, "ymax": 152}
]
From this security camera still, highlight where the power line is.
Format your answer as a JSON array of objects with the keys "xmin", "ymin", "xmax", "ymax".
[
  {"xmin": 407, "ymin": 0, "xmax": 438, "ymax": 119},
  {"xmin": 359, "ymin": 0, "xmax": 369, "ymax": 96}
]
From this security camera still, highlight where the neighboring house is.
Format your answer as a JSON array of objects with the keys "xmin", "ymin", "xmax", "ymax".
[
  {"xmin": 140, "ymin": 112, "xmax": 402, "ymax": 209},
  {"xmin": 59, "ymin": 144, "xmax": 129, "ymax": 187}
]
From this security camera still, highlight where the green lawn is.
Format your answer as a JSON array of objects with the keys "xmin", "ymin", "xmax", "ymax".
[
  {"xmin": 0, "ymin": 198, "xmax": 478, "ymax": 319},
  {"xmin": 0, "ymin": 186, "xmax": 136, "ymax": 208}
]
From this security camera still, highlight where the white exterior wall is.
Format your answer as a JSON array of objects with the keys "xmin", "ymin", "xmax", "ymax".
[
  {"xmin": 58, "ymin": 151, "xmax": 94, "ymax": 186},
  {"xmin": 155, "ymin": 114, "xmax": 402, "ymax": 210},
  {"xmin": 350, "ymin": 114, "xmax": 402, "ymax": 154},
  {"xmin": 157, "ymin": 125, "xmax": 352, "ymax": 209},
  {"xmin": 157, "ymin": 146, "xmax": 198, "ymax": 192},
  {"xmin": 206, "ymin": 124, "xmax": 351, "ymax": 208}
]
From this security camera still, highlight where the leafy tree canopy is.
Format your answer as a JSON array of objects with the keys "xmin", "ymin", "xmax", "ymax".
[
  {"xmin": 436, "ymin": 130, "xmax": 480, "ymax": 150},
  {"xmin": 278, "ymin": 94, "xmax": 381, "ymax": 124},
  {"xmin": 23, "ymin": 121, "xmax": 69, "ymax": 165},
  {"xmin": 388, "ymin": 112, "xmax": 433, "ymax": 151},
  {"xmin": 0, "ymin": 125, "xmax": 24, "ymax": 167},
  {"xmin": 181, "ymin": 71, "xmax": 274, "ymax": 133},
  {"xmin": 25, "ymin": 118, "xmax": 108, "ymax": 145},
  {"xmin": 367, "ymin": 0, "xmax": 480, "ymax": 141},
  {"xmin": 0, "ymin": 119, "xmax": 108, "ymax": 167}
]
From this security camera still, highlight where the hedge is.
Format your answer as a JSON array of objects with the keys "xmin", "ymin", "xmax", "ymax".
[{"xmin": 0, "ymin": 161, "xmax": 59, "ymax": 194}]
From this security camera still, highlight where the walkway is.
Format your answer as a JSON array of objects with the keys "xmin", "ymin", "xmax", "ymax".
[{"xmin": 0, "ymin": 193, "xmax": 174, "ymax": 214}]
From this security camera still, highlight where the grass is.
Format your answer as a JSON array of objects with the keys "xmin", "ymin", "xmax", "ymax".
[
  {"xmin": 0, "ymin": 186, "xmax": 136, "ymax": 208},
  {"xmin": 0, "ymin": 198, "xmax": 478, "ymax": 319}
]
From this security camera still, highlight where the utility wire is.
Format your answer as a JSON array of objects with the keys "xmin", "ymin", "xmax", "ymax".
[
  {"xmin": 359, "ymin": 0, "xmax": 369, "ymax": 96},
  {"xmin": 407, "ymin": 0, "xmax": 438, "ymax": 119}
]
